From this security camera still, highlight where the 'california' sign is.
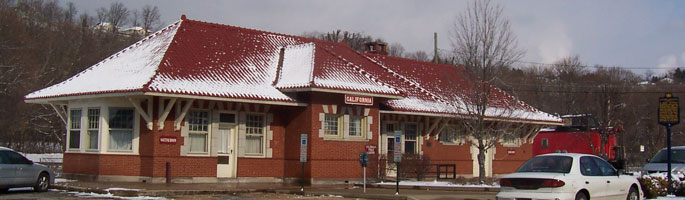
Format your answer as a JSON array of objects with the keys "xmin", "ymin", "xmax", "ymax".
[{"xmin": 345, "ymin": 95, "xmax": 373, "ymax": 106}]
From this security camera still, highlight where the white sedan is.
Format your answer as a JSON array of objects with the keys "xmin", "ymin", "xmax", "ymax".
[{"xmin": 496, "ymin": 153, "xmax": 641, "ymax": 200}]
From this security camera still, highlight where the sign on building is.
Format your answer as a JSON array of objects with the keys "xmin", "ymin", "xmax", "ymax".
[
  {"xmin": 345, "ymin": 94, "xmax": 373, "ymax": 106},
  {"xmin": 300, "ymin": 134, "xmax": 307, "ymax": 162}
]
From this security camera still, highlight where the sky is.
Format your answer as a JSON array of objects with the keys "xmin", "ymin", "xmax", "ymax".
[{"xmin": 62, "ymin": 0, "xmax": 685, "ymax": 76}]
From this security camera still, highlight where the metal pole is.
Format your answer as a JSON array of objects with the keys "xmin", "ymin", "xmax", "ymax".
[
  {"xmin": 395, "ymin": 163, "xmax": 399, "ymax": 195},
  {"xmin": 668, "ymin": 125, "xmax": 673, "ymax": 195},
  {"xmin": 363, "ymin": 166, "xmax": 366, "ymax": 193},
  {"xmin": 301, "ymin": 162, "xmax": 305, "ymax": 192}
]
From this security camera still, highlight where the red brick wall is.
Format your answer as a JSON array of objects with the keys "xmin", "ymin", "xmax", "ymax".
[
  {"xmin": 421, "ymin": 139, "xmax": 473, "ymax": 175},
  {"xmin": 307, "ymin": 92, "xmax": 380, "ymax": 179},
  {"xmin": 493, "ymin": 143, "xmax": 533, "ymax": 174}
]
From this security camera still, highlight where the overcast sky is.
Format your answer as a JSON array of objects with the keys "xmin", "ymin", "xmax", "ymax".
[{"xmin": 63, "ymin": 0, "xmax": 685, "ymax": 76}]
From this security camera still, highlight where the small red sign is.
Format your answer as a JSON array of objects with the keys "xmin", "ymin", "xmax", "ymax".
[
  {"xmin": 365, "ymin": 145, "xmax": 376, "ymax": 155},
  {"xmin": 345, "ymin": 95, "xmax": 373, "ymax": 106},
  {"xmin": 160, "ymin": 136, "xmax": 177, "ymax": 144}
]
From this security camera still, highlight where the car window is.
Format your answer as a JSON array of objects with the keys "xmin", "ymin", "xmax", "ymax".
[
  {"xmin": 0, "ymin": 151, "xmax": 9, "ymax": 164},
  {"xmin": 592, "ymin": 157, "xmax": 617, "ymax": 176},
  {"xmin": 517, "ymin": 155, "xmax": 573, "ymax": 173},
  {"xmin": 650, "ymin": 149, "xmax": 685, "ymax": 163},
  {"xmin": 5, "ymin": 151, "xmax": 31, "ymax": 165},
  {"xmin": 580, "ymin": 156, "xmax": 602, "ymax": 176}
]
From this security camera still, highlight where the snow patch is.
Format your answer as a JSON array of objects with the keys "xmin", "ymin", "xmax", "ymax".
[{"xmin": 376, "ymin": 181, "xmax": 499, "ymax": 188}]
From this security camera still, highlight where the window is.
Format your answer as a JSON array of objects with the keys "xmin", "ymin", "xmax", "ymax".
[
  {"xmin": 188, "ymin": 111, "xmax": 209, "ymax": 153},
  {"xmin": 69, "ymin": 109, "xmax": 81, "ymax": 149},
  {"xmin": 87, "ymin": 108, "xmax": 100, "ymax": 150},
  {"xmin": 404, "ymin": 123, "xmax": 418, "ymax": 154},
  {"xmin": 349, "ymin": 116, "xmax": 364, "ymax": 137},
  {"xmin": 245, "ymin": 114, "xmax": 265, "ymax": 155},
  {"xmin": 323, "ymin": 114, "xmax": 340, "ymax": 136},
  {"xmin": 501, "ymin": 134, "xmax": 521, "ymax": 146},
  {"xmin": 580, "ymin": 156, "xmax": 602, "ymax": 176},
  {"xmin": 592, "ymin": 157, "xmax": 617, "ymax": 176},
  {"xmin": 440, "ymin": 125, "xmax": 465, "ymax": 145},
  {"xmin": 541, "ymin": 138, "xmax": 549, "ymax": 149},
  {"xmin": 109, "ymin": 108, "xmax": 134, "ymax": 151},
  {"xmin": 517, "ymin": 155, "xmax": 573, "ymax": 173},
  {"xmin": 219, "ymin": 113, "xmax": 236, "ymax": 123},
  {"xmin": 4, "ymin": 151, "xmax": 32, "ymax": 165}
]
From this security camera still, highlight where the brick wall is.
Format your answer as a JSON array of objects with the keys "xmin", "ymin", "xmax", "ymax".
[{"xmin": 421, "ymin": 139, "xmax": 473, "ymax": 174}]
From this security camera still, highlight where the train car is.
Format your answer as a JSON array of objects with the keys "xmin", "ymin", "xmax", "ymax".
[{"xmin": 533, "ymin": 115, "xmax": 619, "ymax": 160}]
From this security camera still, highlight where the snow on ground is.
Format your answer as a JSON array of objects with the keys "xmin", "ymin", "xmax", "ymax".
[
  {"xmin": 52, "ymin": 189, "xmax": 165, "ymax": 200},
  {"xmin": 105, "ymin": 188, "xmax": 143, "ymax": 192},
  {"xmin": 55, "ymin": 178, "xmax": 76, "ymax": 183},
  {"xmin": 8, "ymin": 187, "xmax": 34, "ymax": 191},
  {"xmin": 23, "ymin": 153, "xmax": 63, "ymax": 163},
  {"xmin": 375, "ymin": 180, "xmax": 499, "ymax": 188}
]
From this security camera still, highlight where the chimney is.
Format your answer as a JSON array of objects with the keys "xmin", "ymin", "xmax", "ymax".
[
  {"xmin": 433, "ymin": 32, "xmax": 439, "ymax": 63},
  {"xmin": 365, "ymin": 42, "xmax": 388, "ymax": 55}
]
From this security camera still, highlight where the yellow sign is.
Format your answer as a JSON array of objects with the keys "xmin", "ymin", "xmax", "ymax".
[{"xmin": 659, "ymin": 93, "xmax": 680, "ymax": 126}]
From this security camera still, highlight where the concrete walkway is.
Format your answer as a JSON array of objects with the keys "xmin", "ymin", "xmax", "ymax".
[{"xmin": 52, "ymin": 181, "xmax": 499, "ymax": 200}]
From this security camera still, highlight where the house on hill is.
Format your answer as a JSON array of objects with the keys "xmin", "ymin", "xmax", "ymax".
[{"xmin": 25, "ymin": 15, "xmax": 562, "ymax": 183}]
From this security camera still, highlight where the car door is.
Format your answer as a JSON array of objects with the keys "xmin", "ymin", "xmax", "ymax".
[
  {"xmin": 0, "ymin": 151, "xmax": 17, "ymax": 186},
  {"xmin": 579, "ymin": 156, "xmax": 609, "ymax": 200},
  {"xmin": 6, "ymin": 151, "xmax": 35, "ymax": 185},
  {"xmin": 592, "ymin": 157, "xmax": 629, "ymax": 198}
]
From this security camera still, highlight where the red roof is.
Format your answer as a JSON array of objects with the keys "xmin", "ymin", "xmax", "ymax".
[{"xmin": 26, "ymin": 16, "xmax": 561, "ymax": 124}]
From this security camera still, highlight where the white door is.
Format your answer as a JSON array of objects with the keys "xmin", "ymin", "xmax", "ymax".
[{"xmin": 217, "ymin": 125, "xmax": 237, "ymax": 178}]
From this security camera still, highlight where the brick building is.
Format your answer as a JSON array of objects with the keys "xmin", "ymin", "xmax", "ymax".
[{"xmin": 25, "ymin": 16, "xmax": 562, "ymax": 183}]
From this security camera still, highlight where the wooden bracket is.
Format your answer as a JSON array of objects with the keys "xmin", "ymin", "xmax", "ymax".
[
  {"xmin": 175, "ymin": 99, "xmax": 194, "ymax": 131},
  {"xmin": 49, "ymin": 103, "xmax": 67, "ymax": 125},
  {"xmin": 157, "ymin": 98, "xmax": 177, "ymax": 130},
  {"xmin": 128, "ymin": 97, "xmax": 153, "ymax": 130}
]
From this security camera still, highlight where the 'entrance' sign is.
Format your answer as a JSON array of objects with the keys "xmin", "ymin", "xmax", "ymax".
[{"xmin": 345, "ymin": 94, "xmax": 373, "ymax": 106}]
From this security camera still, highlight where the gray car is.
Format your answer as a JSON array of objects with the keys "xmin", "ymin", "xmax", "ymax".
[
  {"xmin": 0, "ymin": 147, "xmax": 55, "ymax": 192},
  {"xmin": 642, "ymin": 146, "xmax": 685, "ymax": 174}
]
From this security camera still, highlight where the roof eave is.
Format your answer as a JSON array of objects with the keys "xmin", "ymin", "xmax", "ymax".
[
  {"xmin": 379, "ymin": 110, "xmax": 563, "ymax": 126},
  {"xmin": 279, "ymin": 87, "xmax": 403, "ymax": 99}
]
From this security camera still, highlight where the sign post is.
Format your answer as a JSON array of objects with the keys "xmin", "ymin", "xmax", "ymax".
[
  {"xmin": 300, "ymin": 134, "xmax": 308, "ymax": 192},
  {"xmin": 393, "ymin": 130, "xmax": 402, "ymax": 195},
  {"xmin": 659, "ymin": 92, "xmax": 680, "ymax": 195},
  {"xmin": 359, "ymin": 152, "xmax": 369, "ymax": 193}
]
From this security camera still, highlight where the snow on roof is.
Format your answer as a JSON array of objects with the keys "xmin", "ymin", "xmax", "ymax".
[
  {"xmin": 25, "ymin": 20, "xmax": 182, "ymax": 100},
  {"xmin": 25, "ymin": 16, "xmax": 559, "ymax": 124},
  {"xmin": 274, "ymin": 43, "xmax": 316, "ymax": 89}
]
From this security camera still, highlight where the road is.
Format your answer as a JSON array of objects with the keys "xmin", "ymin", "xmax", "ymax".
[{"xmin": 0, "ymin": 188, "xmax": 498, "ymax": 200}]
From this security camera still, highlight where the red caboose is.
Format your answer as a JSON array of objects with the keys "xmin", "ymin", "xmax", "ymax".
[{"xmin": 533, "ymin": 115, "xmax": 619, "ymax": 160}]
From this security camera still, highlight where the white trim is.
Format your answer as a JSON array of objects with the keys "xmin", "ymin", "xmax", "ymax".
[
  {"xmin": 378, "ymin": 110, "xmax": 564, "ymax": 126},
  {"xmin": 278, "ymin": 88, "xmax": 402, "ymax": 99},
  {"xmin": 175, "ymin": 99, "xmax": 194, "ymax": 131},
  {"xmin": 158, "ymin": 98, "xmax": 177, "ymax": 130},
  {"xmin": 128, "ymin": 97, "xmax": 153, "ymax": 130},
  {"xmin": 50, "ymin": 103, "xmax": 67, "ymax": 125},
  {"xmin": 145, "ymin": 92, "xmax": 307, "ymax": 107},
  {"xmin": 25, "ymin": 92, "xmax": 146, "ymax": 103}
]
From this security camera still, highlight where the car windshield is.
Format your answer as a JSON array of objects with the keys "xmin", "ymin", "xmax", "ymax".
[
  {"xmin": 517, "ymin": 155, "xmax": 573, "ymax": 173},
  {"xmin": 650, "ymin": 149, "xmax": 685, "ymax": 163}
]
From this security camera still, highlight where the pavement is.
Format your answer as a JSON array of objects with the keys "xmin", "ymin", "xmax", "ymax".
[{"xmin": 52, "ymin": 180, "xmax": 500, "ymax": 200}]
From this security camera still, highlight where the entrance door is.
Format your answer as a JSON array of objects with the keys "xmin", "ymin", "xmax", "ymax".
[{"xmin": 217, "ymin": 124, "xmax": 237, "ymax": 178}]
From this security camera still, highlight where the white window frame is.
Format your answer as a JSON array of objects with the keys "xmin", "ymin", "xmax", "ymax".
[
  {"xmin": 244, "ymin": 113, "xmax": 266, "ymax": 156},
  {"xmin": 500, "ymin": 133, "xmax": 522, "ymax": 147},
  {"xmin": 439, "ymin": 125, "xmax": 466, "ymax": 145},
  {"xmin": 187, "ymin": 110, "xmax": 210, "ymax": 154},
  {"xmin": 323, "ymin": 114, "xmax": 342, "ymax": 138},
  {"xmin": 108, "ymin": 107, "xmax": 135, "ymax": 152},
  {"xmin": 403, "ymin": 122, "xmax": 419, "ymax": 154},
  {"xmin": 348, "ymin": 115, "xmax": 366, "ymax": 139},
  {"xmin": 86, "ymin": 108, "xmax": 100, "ymax": 151},
  {"xmin": 68, "ymin": 108, "xmax": 82, "ymax": 151}
]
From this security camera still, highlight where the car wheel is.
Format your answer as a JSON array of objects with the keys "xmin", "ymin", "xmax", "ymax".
[
  {"xmin": 627, "ymin": 186, "xmax": 639, "ymax": 200},
  {"xmin": 575, "ymin": 191, "xmax": 588, "ymax": 200},
  {"xmin": 34, "ymin": 172, "xmax": 50, "ymax": 192}
]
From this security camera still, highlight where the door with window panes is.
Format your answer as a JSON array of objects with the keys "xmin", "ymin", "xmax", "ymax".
[{"xmin": 215, "ymin": 112, "xmax": 237, "ymax": 178}]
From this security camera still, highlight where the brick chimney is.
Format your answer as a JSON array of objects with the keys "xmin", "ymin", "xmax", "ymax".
[{"xmin": 365, "ymin": 42, "xmax": 388, "ymax": 55}]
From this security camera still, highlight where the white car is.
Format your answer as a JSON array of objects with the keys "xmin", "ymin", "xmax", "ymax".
[{"xmin": 496, "ymin": 153, "xmax": 641, "ymax": 200}]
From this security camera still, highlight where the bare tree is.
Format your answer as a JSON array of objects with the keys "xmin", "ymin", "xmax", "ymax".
[
  {"xmin": 405, "ymin": 51, "xmax": 430, "ymax": 61},
  {"xmin": 387, "ymin": 42, "xmax": 405, "ymax": 57},
  {"xmin": 130, "ymin": 10, "xmax": 139, "ymax": 27},
  {"xmin": 106, "ymin": 2, "xmax": 128, "ymax": 32},
  {"xmin": 141, "ymin": 5, "xmax": 160, "ymax": 34},
  {"xmin": 450, "ymin": 0, "xmax": 525, "ymax": 182},
  {"xmin": 96, "ymin": 7, "xmax": 107, "ymax": 25}
]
